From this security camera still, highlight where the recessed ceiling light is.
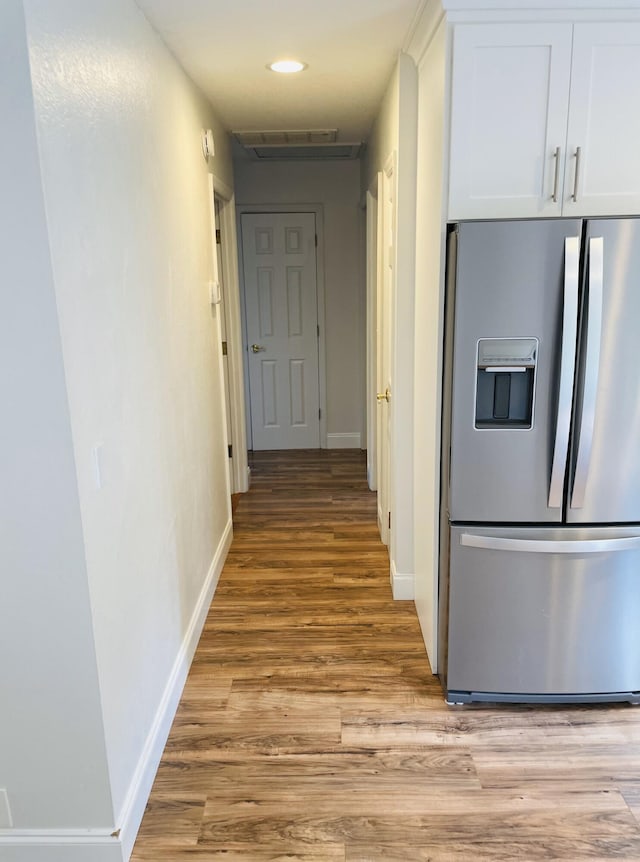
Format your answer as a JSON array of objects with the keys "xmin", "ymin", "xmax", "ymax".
[{"xmin": 268, "ymin": 60, "xmax": 307, "ymax": 74}]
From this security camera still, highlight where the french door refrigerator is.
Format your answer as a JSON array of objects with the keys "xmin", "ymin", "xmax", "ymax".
[{"xmin": 440, "ymin": 218, "xmax": 640, "ymax": 705}]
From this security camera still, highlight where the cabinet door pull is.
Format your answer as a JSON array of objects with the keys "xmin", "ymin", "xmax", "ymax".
[
  {"xmin": 551, "ymin": 146, "xmax": 561, "ymax": 202},
  {"xmin": 572, "ymin": 147, "xmax": 582, "ymax": 202}
]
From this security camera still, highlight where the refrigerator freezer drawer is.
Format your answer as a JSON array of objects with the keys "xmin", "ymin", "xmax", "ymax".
[{"xmin": 447, "ymin": 525, "xmax": 640, "ymax": 701}]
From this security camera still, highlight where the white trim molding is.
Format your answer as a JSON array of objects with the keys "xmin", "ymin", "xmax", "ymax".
[
  {"xmin": 365, "ymin": 185, "xmax": 379, "ymax": 491},
  {"xmin": 391, "ymin": 559, "xmax": 415, "ymax": 600},
  {"xmin": 0, "ymin": 840, "xmax": 123, "ymax": 862},
  {"xmin": 326, "ymin": 432, "xmax": 362, "ymax": 449},
  {"xmin": 406, "ymin": 2, "xmax": 446, "ymax": 64},
  {"xmin": 210, "ymin": 175, "xmax": 249, "ymax": 494}
]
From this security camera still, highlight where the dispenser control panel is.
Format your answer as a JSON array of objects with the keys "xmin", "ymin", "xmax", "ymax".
[{"xmin": 475, "ymin": 337, "xmax": 538, "ymax": 429}]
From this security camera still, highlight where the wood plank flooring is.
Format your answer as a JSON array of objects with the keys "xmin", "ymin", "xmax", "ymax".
[{"xmin": 131, "ymin": 449, "xmax": 640, "ymax": 861}]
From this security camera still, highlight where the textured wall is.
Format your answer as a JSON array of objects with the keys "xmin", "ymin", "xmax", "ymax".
[
  {"xmin": 24, "ymin": 0, "xmax": 234, "ymax": 823},
  {"xmin": 0, "ymin": 0, "xmax": 113, "ymax": 830}
]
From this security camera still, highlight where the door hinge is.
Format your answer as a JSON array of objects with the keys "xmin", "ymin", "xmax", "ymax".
[
  {"xmin": 315, "ymin": 234, "xmax": 318, "ymax": 247},
  {"xmin": 318, "ymin": 408, "xmax": 321, "ymax": 420},
  {"xmin": 215, "ymin": 229, "xmax": 221, "ymax": 245},
  {"xmin": 317, "ymin": 325, "xmax": 320, "ymax": 338},
  {"xmin": 228, "ymin": 444, "xmax": 233, "ymax": 458},
  {"xmin": 388, "ymin": 511, "xmax": 391, "ymax": 530},
  {"xmin": 221, "ymin": 340, "xmax": 228, "ymax": 355}
]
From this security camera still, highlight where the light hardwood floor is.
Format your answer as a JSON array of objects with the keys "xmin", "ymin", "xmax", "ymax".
[{"xmin": 131, "ymin": 449, "xmax": 640, "ymax": 861}]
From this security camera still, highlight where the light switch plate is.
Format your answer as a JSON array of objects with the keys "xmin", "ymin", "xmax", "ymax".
[
  {"xmin": 0, "ymin": 789, "xmax": 13, "ymax": 828},
  {"xmin": 202, "ymin": 128, "xmax": 215, "ymax": 159}
]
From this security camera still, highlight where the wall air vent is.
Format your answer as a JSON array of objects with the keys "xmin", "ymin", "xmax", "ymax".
[
  {"xmin": 233, "ymin": 130, "xmax": 362, "ymax": 161},
  {"xmin": 253, "ymin": 144, "xmax": 362, "ymax": 160},
  {"xmin": 234, "ymin": 129, "xmax": 338, "ymax": 146}
]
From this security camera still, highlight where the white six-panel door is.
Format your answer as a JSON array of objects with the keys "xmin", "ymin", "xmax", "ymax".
[{"xmin": 241, "ymin": 212, "xmax": 320, "ymax": 450}]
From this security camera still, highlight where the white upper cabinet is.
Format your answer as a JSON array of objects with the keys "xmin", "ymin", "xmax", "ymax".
[
  {"xmin": 448, "ymin": 23, "xmax": 573, "ymax": 220},
  {"xmin": 448, "ymin": 20, "xmax": 640, "ymax": 220},
  {"xmin": 564, "ymin": 24, "xmax": 640, "ymax": 217}
]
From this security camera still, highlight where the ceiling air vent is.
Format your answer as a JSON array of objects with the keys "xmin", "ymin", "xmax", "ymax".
[{"xmin": 233, "ymin": 129, "xmax": 362, "ymax": 161}]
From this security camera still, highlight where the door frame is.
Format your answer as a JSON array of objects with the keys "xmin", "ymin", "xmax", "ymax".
[
  {"xmin": 377, "ymin": 155, "xmax": 396, "ymax": 546},
  {"xmin": 237, "ymin": 203, "xmax": 327, "ymax": 449},
  {"xmin": 213, "ymin": 195, "xmax": 232, "ymax": 493},
  {"xmin": 209, "ymin": 174, "xmax": 249, "ymax": 492},
  {"xmin": 365, "ymin": 178, "xmax": 381, "ymax": 491}
]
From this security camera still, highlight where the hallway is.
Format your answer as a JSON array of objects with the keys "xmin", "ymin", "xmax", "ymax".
[{"xmin": 131, "ymin": 451, "xmax": 640, "ymax": 861}]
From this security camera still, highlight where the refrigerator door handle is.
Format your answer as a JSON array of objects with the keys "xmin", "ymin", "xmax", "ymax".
[
  {"xmin": 548, "ymin": 236, "xmax": 580, "ymax": 509},
  {"xmin": 461, "ymin": 533, "xmax": 640, "ymax": 554},
  {"xmin": 571, "ymin": 236, "xmax": 604, "ymax": 509}
]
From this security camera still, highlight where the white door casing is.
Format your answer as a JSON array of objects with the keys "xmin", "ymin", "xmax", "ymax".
[
  {"xmin": 208, "ymin": 175, "xmax": 248, "ymax": 494},
  {"xmin": 241, "ymin": 212, "xmax": 320, "ymax": 450},
  {"xmin": 377, "ymin": 159, "xmax": 395, "ymax": 545},
  {"xmin": 215, "ymin": 196, "xmax": 233, "ymax": 489},
  {"xmin": 366, "ymin": 184, "xmax": 379, "ymax": 492}
]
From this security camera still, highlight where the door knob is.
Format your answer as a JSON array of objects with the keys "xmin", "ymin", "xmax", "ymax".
[
  {"xmin": 376, "ymin": 388, "xmax": 391, "ymax": 403},
  {"xmin": 251, "ymin": 344, "xmax": 266, "ymax": 353}
]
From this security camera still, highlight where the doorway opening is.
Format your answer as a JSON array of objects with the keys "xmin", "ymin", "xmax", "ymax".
[
  {"xmin": 208, "ymin": 175, "xmax": 249, "ymax": 494},
  {"xmin": 233, "ymin": 157, "xmax": 394, "ymax": 551}
]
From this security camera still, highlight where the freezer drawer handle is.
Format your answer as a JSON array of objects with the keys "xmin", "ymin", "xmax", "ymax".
[
  {"xmin": 571, "ymin": 236, "xmax": 604, "ymax": 510},
  {"xmin": 548, "ymin": 236, "xmax": 580, "ymax": 509},
  {"xmin": 460, "ymin": 533, "xmax": 640, "ymax": 554}
]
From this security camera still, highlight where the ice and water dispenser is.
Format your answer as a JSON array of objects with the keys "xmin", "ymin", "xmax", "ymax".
[{"xmin": 475, "ymin": 338, "xmax": 538, "ymax": 429}]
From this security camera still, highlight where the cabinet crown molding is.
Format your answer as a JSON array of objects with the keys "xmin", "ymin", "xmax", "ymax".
[{"xmin": 407, "ymin": 0, "xmax": 640, "ymax": 63}]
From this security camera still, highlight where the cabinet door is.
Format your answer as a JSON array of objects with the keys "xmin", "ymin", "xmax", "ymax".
[
  {"xmin": 564, "ymin": 24, "xmax": 640, "ymax": 217},
  {"xmin": 448, "ymin": 23, "xmax": 573, "ymax": 220}
]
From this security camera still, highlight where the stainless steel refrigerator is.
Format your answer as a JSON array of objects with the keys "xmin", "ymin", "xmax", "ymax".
[{"xmin": 440, "ymin": 218, "xmax": 640, "ymax": 705}]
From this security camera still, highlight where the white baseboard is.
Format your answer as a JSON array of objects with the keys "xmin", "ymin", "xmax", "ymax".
[
  {"xmin": 390, "ymin": 559, "xmax": 415, "ymax": 600},
  {"xmin": 326, "ymin": 432, "xmax": 362, "ymax": 449},
  {"xmin": 0, "ymin": 833, "xmax": 122, "ymax": 862},
  {"xmin": 117, "ymin": 517, "xmax": 233, "ymax": 859}
]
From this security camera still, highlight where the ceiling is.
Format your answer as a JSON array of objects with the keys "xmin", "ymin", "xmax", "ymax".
[{"xmin": 135, "ymin": 0, "xmax": 425, "ymax": 144}]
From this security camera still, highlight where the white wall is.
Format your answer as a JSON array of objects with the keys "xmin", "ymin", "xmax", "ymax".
[
  {"xmin": 362, "ymin": 64, "xmax": 399, "ymax": 194},
  {"xmin": 21, "ymin": 0, "xmax": 236, "ymax": 848},
  {"xmin": 234, "ymin": 159, "xmax": 364, "ymax": 446},
  {"xmin": 0, "ymin": 0, "xmax": 114, "ymax": 837},
  {"xmin": 412, "ymin": 18, "xmax": 449, "ymax": 670}
]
